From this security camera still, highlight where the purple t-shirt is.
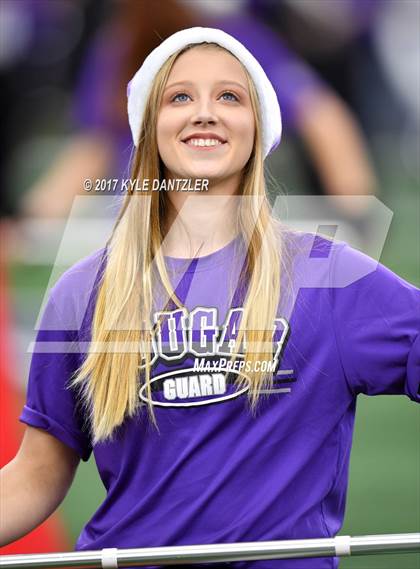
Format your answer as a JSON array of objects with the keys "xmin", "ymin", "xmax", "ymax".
[{"xmin": 19, "ymin": 230, "xmax": 420, "ymax": 569}]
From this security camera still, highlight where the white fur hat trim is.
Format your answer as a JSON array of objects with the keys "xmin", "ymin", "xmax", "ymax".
[{"xmin": 127, "ymin": 26, "xmax": 282, "ymax": 158}]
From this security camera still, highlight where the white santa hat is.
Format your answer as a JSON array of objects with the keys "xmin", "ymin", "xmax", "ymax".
[{"xmin": 127, "ymin": 26, "xmax": 282, "ymax": 158}]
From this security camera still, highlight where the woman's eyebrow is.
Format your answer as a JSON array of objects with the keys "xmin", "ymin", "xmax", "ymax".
[
  {"xmin": 164, "ymin": 80, "xmax": 193, "ymax": 92},
  {"xmin": 218, "ymin": 80, "xmax": 248, "ymax": 93},
  {"xmin": 164, "ymin": 80, "xmax": 248, "ymax": 93}
]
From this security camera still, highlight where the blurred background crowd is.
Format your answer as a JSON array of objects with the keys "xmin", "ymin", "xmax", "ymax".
[{"xmin": 1, "ymin": 1, "xmax": 419, "ymax": 568}]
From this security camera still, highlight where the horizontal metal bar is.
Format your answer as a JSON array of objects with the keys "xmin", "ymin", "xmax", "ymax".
[
  {"xmin": 349, "ymin": 533, "xmax": 420, "ymax": 556},
  {"xmin": 0, "ymin": 534, "xmax": 419, "ymax": 568}
]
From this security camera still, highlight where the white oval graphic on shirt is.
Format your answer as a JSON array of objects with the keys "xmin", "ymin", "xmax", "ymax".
[{"xmin": 139, "ymin": 368, "xmax": 250, "ymax": 407}]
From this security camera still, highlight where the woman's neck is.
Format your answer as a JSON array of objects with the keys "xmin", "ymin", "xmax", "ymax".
[{"xmin": 161, "ymin": 192, "xmax": 239, "ymax": 259}]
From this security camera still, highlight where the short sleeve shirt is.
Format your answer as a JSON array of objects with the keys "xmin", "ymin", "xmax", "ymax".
[{"xmin": 19, "ymin": 231, "xmax": 420, "ymax": 569}]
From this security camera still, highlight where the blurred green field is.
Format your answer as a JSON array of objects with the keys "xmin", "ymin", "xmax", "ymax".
[{"xmin": 9, "ymin": 187, "xmax": 419, "ymax": 568}]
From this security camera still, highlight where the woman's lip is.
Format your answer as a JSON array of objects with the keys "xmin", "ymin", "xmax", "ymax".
[{"xmin": 181, "ymin": 141, "xmax": 227, "ymax": 150}]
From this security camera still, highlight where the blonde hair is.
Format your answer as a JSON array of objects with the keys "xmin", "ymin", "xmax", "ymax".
[{"xmin": 69, "ymin": 42, "xmax": 289, "ymax": 445}]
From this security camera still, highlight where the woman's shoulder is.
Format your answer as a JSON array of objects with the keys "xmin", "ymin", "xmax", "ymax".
[
  {"xmin": 278, "ymin": 226, "xmax": 380, "ymax": 289},
  {"xmin": 279, "ymin": 226, "xmax": 342, "ymax": 254},
  {"xmin": 279, "ymin": 226, "xmax": 419, "ymax": 294},
  {"xmin": 278, "ymin": 225, "xmax": 344, "ymax": 264},
  {"xmin": 50, "ymin": 247, "xmax": 107, "ymax": 294}
]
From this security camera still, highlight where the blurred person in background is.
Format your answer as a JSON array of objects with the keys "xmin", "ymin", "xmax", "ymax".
[
  {"xmin": 18, "ymin": 0, "xmax": 200, "ymax": 221},
  {"xmin": 0, "ymin": 0, "xmax": 110, "ymax": 262},
  {"xmin": 194, "ymin": 0, "xmax": 379, "ymax": 233},
  {"xmin": 251, "ymin": 0, "xmax": 419, "ymax": 182},
  {"xmin": 18, "ymin": 0, "xmax": 378, "ymax": 242}
]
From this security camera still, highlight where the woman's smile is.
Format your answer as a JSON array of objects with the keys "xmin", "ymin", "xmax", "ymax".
[
  {"xmin": 181, "ymin": 131, "xmax": 228, "ymax": 152},
  {"xmin": 182, "ymin": 138, "xmax": 228, "ymax": 150}
]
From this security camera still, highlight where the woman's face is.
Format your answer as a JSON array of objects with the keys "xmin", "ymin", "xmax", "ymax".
[{"xmin": 156, "ymin": 46, "xmax": 255, "ymax": 187}]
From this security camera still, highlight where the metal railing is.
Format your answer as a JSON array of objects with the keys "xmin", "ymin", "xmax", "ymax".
[{"xmin": 1, "ymin": 533, "xmax": 419, "ymax": 568}]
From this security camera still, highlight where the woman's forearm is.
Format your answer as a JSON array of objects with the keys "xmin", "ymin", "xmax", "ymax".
[
  {"xmin": 298, "ymin": 89, "xmax": 378, "ymax": 215},
  {"xmin": 0, "ymin": 456, "xmax": 70, "ymax": 547}
]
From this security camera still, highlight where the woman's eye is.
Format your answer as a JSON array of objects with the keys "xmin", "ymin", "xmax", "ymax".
[
  {"xmin": 171, "ymin": 91, "xmax": 239, "ymax": 103},
  {"xmin": 171, "ymin": 92, "xmax": 190, "ymax": 103},
  {"xmin": 221, "ymin": 91, "xmax": 239, "ymax": 102}
]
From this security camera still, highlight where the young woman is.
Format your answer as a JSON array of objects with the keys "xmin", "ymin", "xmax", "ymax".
[{"xmin": 1, "ymin": 27, "xmax": 419, "ymax": 569}]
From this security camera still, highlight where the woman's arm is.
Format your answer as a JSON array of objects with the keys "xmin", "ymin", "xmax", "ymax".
[
  {"xmin": 0, "ymin": 425, "xmax": 80, "ymax": 546},
  {"xmin": 19, "ymin": 132, "xmax": 114, "ymax": 219},
  {"xmin": 297, "ymin": 89, "xmax": 378, "ymax": 216}
]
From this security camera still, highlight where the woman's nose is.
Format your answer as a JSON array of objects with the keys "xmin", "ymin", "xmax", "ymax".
[{"xmin": 190, "ymin": 98, "xmax": 218, "ymax": 125}]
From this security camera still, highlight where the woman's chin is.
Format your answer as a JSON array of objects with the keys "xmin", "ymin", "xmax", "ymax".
[{"xmin": 182, "ymin": 169, "xmax": 223, "ymax": 183}]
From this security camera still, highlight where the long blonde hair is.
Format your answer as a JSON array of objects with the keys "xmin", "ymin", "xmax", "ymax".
[{"xmin": 69, "ymin": 42, "xmax": 288, "ymax": 446}]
